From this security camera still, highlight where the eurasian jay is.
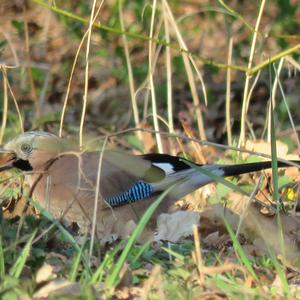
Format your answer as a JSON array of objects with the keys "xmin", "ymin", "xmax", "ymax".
[{"xmin": 0, "ymin": 131, "xmax": 298, "ymax": 240}]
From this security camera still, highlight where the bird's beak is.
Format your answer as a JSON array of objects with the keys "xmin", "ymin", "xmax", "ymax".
[{"xmin": 0, "ymin": 149, "xmax": 17, "ymax": 171}]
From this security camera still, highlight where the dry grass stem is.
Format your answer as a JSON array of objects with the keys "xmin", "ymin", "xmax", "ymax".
[
  {"xmin": 142, "ymin": 265, "xmax": 165, "ymax": 300},
  {"xmin": 118, "ymin": 1, "xmax": 141, "ymax": 141},
  {"xmin": 89, "ymin": 136, "xmax": 108, "ymax": 260},
  {"xmin": 59, "ymin": 30, "xmax": 88, "ymax": 138},
  {"xmin": 4, "ymin": 78, "xmax": 24, "ymax": 132},
  {"xmin": 0, "ymin": 27, "xmax": 19, "ymax": 67},
  {"xmin": 193, "ymin": 224, "xmax": 204, "ymax": 284},
  {"xmin": 163, "ymin": 0, "xmax": 206, "ymax": 140},
  {"xmin": 0, "ymin": 67, "xmax": 8, "ymax": 143},
  {"xmin": 286, "ymin": 56, "xmax": 300, "ymax": 72},
  {"xmin": 239, "ymin": 0, "xmax": 266, "ymax": 147},
  {"xmin": 226, "ymin": 38, "xmax": 233, "ymax": 146},
  {"xmin": 148, "ymin": 0, "xmax": 163, "ymax": 153},
  {"xmin": 79, "ymin": 0, "xmax": 103, "ymax": 148},
  {"xmin": 272, "ymin": 59, "xmax": 300, "ymax": 150},
  {"xmin": 162, "ymin": 3, "xmax": 174, "ymax": 134}
]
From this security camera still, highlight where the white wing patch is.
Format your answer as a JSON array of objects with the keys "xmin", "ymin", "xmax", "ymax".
[{"xmin": 152, "ymin": 162, "xmax": 176, "ymax": 175}]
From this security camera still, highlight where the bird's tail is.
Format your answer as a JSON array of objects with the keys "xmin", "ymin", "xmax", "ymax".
[
  {"xmin": 221, "ymin": 160, "xmax": 300, "ymax": 177},
  {"xmin": 161, "ymin": 159, "xmax": 300, "ymax": 201}
]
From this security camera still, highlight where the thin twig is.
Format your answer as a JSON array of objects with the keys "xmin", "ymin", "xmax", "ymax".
[{"xmin": 90, "ymin": 127, "xmax": 300, "ymax": 167}]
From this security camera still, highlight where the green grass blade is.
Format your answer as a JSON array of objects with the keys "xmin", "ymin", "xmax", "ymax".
[
  {"xmin": 90, "ymin": 253, "xmax": 112, "ymax": 285},
  {"xmin": 90, "ymin": 241, "xmax": 124, "ymax": 284},
  {"xmin": 269, "ymin": 252, "xmax": 289, "ymax": 296},
  {"xmin": 161, "ymin": 246, "xmax": 185, "ymax": 262},
  {"xmin": 69, "ymin": 240, "xmax": 86, "ymax": 282},
  {"xmin": 9, "ymin": 229, "xmax": 36, "ymax": 278},
  {"xmin": 131, "ymin": 240, "xmax": 152, "ymax": 265},
  {"xmin": 270, "ymin": 99, "xmax": 287, "ymax": 261},
  {"xmin": 28, "ymin": 198, "xmax": 92, "ymax": 276},
  {"xmin": 105, "ymin": 185, "xmax": 175, "ymax": 288},
  {"xmin": 269, "ymin": 99, "xmax": 280, "ymax": 209},
  {"xmin": 223, "ymin": 219, "xmax": 258, "ymax": 281},
  {"xmin": 29, "ymin": 199, "xmax": 78, "ymax": 248},
  {"xmin": 0, "ymin": 235, "xmax": 5, "ymax": 280}
]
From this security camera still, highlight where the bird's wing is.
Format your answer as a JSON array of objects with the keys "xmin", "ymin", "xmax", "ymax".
[
  {"xmin": 35, "ymin": 151, "xmax": 166, "ymax": 204},
  {"xmin": 40, "ymin": 151, "xmax": 205, "ymax": 207},
  {"xmin": 29, "ymin": 151, "xmax": 177, "ymax": 223}
]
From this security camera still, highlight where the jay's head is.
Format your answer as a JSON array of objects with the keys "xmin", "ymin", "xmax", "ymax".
[{"xmin": 0, "ymin": 131, "xmax": 66, "ymax": 171}]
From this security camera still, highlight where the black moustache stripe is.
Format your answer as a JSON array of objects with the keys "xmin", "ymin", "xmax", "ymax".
[{"xmin": 13, "ymin": 159, "xmax": 33, "ymax": 171}]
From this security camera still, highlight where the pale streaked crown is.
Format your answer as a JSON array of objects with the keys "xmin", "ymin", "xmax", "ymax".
[{"xmin": 4, "ymin": 131, "xmax": 66, "ymax": 162}]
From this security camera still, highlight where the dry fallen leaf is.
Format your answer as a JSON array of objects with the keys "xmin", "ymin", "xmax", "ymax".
[
  {"xmin": 155, "ymin": 211, "xmax": 200, "ymax": 242},
  {"xmin": 141, "ymin": 265, "xmax": 164, "ymax": 300},
  {"xmin": 244, "ymin": 140, "xmax": 289, "ymax": 160},
  {"xmin": 140, "ymin": 123, "xmax": 156, "ymax": 153},
  {"xmin": 285, "ymin": 167, "xmax": 300, "ymax": 182},
  {"xmin": 36, "ymin": 264, "xmax": 56, "ymax": 283},
  {"xmin": 115, "ymin": 287, "xmax": 143, "ymax": 299},
  {"xmin": 34, "ymin": 279, "xmax": 81, "ymax": 298}
]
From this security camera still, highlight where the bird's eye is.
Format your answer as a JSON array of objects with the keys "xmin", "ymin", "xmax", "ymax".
[{"xmin": 20, "ymin": 143, "xmax": 32, "ymax": 153}]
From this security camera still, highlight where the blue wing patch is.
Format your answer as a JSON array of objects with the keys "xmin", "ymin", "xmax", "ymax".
[{"xmin": 105, "ymin": 180, "xmax": 153, "ymax": 207}]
